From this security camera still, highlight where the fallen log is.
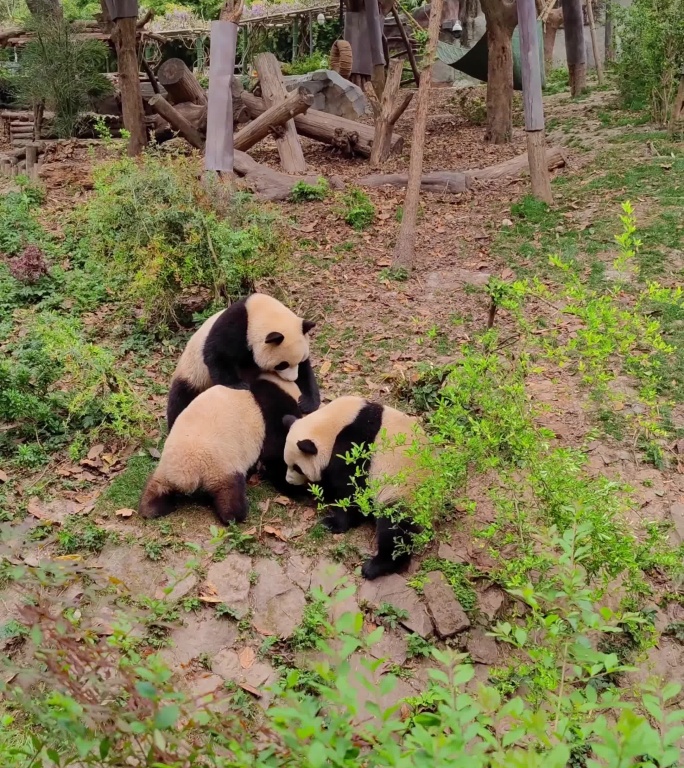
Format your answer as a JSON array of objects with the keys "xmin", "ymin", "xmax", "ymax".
[
  {"xmin": 148, "ymin": 94, "xmax": 205, "ymax": 150},
  {"xmin": 357, "ymin": 147, "xmax": 566, "ymax": 193},
  {"xmin": 241, "ymin": 91, "xmax": 403, "ymax": 158},
  {"xmin": 234, "ymin": 87, "xmax": 313, "ymax": 152},
  {"xmin": 157, "ymin": 58, "xmax": 207, "ymax": 106},
  {"xmin": 233, "ymin": 150, "xmax": 344, "ymax": 201},
  {"xmin": 254, "ymin": 52, "xmax": 307, "ymax": 173}
]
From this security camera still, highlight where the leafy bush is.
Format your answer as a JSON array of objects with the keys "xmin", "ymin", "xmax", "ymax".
[
  {"xmin": 290, "ymin": 177, "xmax": 329, "ymax": 202},
  {"xmin": 281, "ymin": 52, "xmax": 329, "ymax": 75},
  {"xmin": 15, "ymin": 17, "xmax": 111, "ymax": 137},
  {"xmin": 79, "ymin": 153, "xmax": 286, "ymax": 327},
  {"xmin": 340, "ymin": 187, "xmax": 375, "ymax": 230},
  {"xmin": 615, "ymin": 0, "xmax": 684, "ymax": 122}
]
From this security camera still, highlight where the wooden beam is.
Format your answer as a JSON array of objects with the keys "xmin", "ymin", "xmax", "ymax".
[
  {"xmin": 157, "ymin": 58, "xmax": 208, "ymax": 105},
  {"xmin": 148, "ymin": 94, "xmax": 205, "ymax": 149},
  {"xmin": 234, "ymin": 87, "xmax": 313, "ymax": 152},
  {"xmin": 365, "ymin": 60, "xmax": 413, "ymax": 168}
]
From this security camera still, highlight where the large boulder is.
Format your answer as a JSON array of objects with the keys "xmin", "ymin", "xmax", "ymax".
[{"xmin": 282, "ymin": 70, "xmax": 368, "ymax": 120}]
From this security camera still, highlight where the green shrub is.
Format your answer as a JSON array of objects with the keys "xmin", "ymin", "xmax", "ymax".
[
  {"xmin": 281, "ymin": 52, "xmax": 329, "ymax": 75},
  {"xmin": 289, "ymin": 177, "xmax": 329, "ymax": 202},
  {"xmin": 340, "ymin": 187, "xmax": 375, "ymax": 230},
  {"xmin": 15, "ymin": 17, "xmax": 111, "ymax": 137},
  {"xmin": 78, "ymin": 153, "xmax": 286, "ymax": 327},
  {"xmin": 615, "ymin": 0, "xmax": 684, "ymax": 122}
]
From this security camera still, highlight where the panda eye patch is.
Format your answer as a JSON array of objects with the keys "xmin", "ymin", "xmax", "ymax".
[
  {"xmin": 293, "ymin": 464, "xmax": 303, "ymax": 475},
  {"xmin": 275, "ymin": 362, "xmax": 289, "ymax": 371}
]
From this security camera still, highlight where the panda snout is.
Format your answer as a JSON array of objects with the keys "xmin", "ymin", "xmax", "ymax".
[
  {"xmin": 276, "ymin": 365, "xmax": 298, "ymax": 382},
  {"xmin": 286, "ymin": 468, "xmax": 306, "ymax": 485}
]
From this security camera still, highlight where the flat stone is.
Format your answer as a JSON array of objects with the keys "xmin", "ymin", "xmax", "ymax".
[
  {"xmin": 310, "ymin": 559, "xmax": 347, "ymax": 595},
  {"xmin": 369, "ymin": 629, "xmax": 408, "ymax": 667},
  {"xmin": 347, "ymin": 654, "xmax": 417, "ymax": 725},
  {"xmin": 437, "ymin": 542, "xmax": 467, "ymax": 564},
  {"xmin": 358, "ymin": 574, "xmax": 432, "ymax": 638},
  {"xmin": 161, "ymin": 614, "xmax": 238, "ymax": 668},
  {"xmin": 189, "ymin": 673, "xmax": 224, "ymax": 699},
  {"xmin": 156, "ymin": 573, "xmax": 197, "ymax": 602},
  {"xmin": 206, "ymin": 554, "xmax": 252, "ymax": 617},
  {"xmin": 466, "ymin": 629, "xmax": 499, "ymax": 665},
  {"xmin": 250, "ymin": 558, "xmax": 305, "ymax": 639},
  {"xmin": 95, "ymin": 546, "xmax": 182, "ymax": 597},
  {"xmin": 476, "ymin": 585, "xmax": 506, "ymax": 624},
  {"xmin": 212, "ymin": 648, "xmax": 278, "ymax": 708},
  {"xmin": 423, "ymin": 572, "xmax": 470, "ymax": 638},
  {"xmin": 670, "ymin": 503, "xmax": 684, "ymax": 544},
  {"xmin": 286, "ymin": 553, "xmax": 313, "ymax": 592}
]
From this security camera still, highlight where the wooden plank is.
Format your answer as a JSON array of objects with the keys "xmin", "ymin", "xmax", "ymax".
[
  {"xmin": 205, "ymin": 20, "xmax": 238, "ymax": 173},
  {"xmin": 149, "ymin": 94, "xmax": 205, "ymax": 149},
  {"xmin": 254, "ymin": 52, "xmax": 307, "ymax": 173},
  {"xmin": 233, "ymin": 87, "xmax": 313, "ymax": 152}
]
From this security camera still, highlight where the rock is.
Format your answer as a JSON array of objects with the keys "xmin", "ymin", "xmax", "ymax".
[
  {"xmin": 95, "ymin": 546, "xmax": 182, "ymax": 597},
  {"xmin": 286, "ymin": 553, "xmax": 313, "ymax": 592},
  {"xmin": 501, "ymin": 218, "xmax": 513, "ymax": 227},
  {"xmin": 669, "ymin": 503, "xmax": 684, "ymax": 544},
  {"xmin": 369, "ymin": 630, "xmax": 408, "ymax": 667},
  {"xmin": 437, "ymin": 542, "xmax": 467, "ymax": 564},
  {"xmin": 212, "ymin": 648, "xmax": 278, "ymax": 707},
  {"xmin": 423, "ymin": 572, "xmax": 470, "ymax": 638},
  {"xmin": 161, "ymin": 614, "xmax": 238, "ymax": 667},
  {"xmin": 206, "ymin": 554, "xmax": 252, "ymax": 617},
  {"xmin": 283, "ymin": 70, "xmax": 368, "ymax": 120},
  {"xmin": 189, "ymin": 673, "xmax": 224, "ymax": 699},
  {"xmin": 466, "ymin": 629, "xmax": 499, "ymax": 665},
  {"xmin": 358, "ymin": 574, "xmax": 432, "ymax": 638},
  {"xmin": 476, "ymin": 585, "xmax": 506, "ymax": 624},
  {"xmin": 156, "ymin": 573, "xmax": 197, "ymax": 602},
  {"xmin": 250, "ymin": 558, "xmax": 305, "ymax": 639},
  {"xmin": 347, "ymin": 654, "xmax": 417, "ymax": 725},
  {"xmin": 311, "ymin": 559, "xmax": 348, "ymax": 595}
]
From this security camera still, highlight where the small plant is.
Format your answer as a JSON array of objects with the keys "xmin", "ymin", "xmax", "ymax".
[
  {"xmin": 7, "ymin": 244, "xmax": 49, "ymax": 284},
  {"xmin": 56, "ymin": 517, "xmax": 109, "ymax": 555},
  {"xmin": 374, "ymin": 602, "xmax": 409, "ymax": 629},
  {"xmin": 248, "ymin": 570, "xmax": 259, "ymax": 585},
  {"xmin": 406, "ymin": 633, "xmax": 433, "ymax": 659},
  {"xmin": 215, "ymin": 603, "xmax": 241, "ymax": 620},
  {"xmin": 340, "ymin": 188, "xmax": 375, "ymax": 231},
  {"xmin": 211, "ymin": 524, "xmax": 259, "ymax": 558},
  {"xmin": 290, "ymin": 597, "xmax": 329, "ymax": 650},
  {"xmin": 143, "ymin": 541, "xmax": 167, "ymax": 562},
  {"xmin": 378, "ymin": 266, "xmax": 409, "ymax": 282},
  {"xmin": 281, "ymin": 52, "xmax": 328, "ymax": 75},
  {"xmin": 289, "ymin": 177, "xmax": 329, "ymax": 203},
  {"xmin": 198, "ymin": 652, "xmax": 212, "ymax": 670},
  {"xmin": 181, "ymin": 597, "xmax": 202, "ymax": 613}
]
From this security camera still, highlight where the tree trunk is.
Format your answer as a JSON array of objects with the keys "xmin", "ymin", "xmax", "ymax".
[
  {"xmin": 111, "ymin": 17, "xmax": 147, "ymax": 156},
  {"xmin": 670, "ymin": 75, "xmax": 684, "ymax": 133},
  {"xmin": 562, "ymin": 0, "xmax": 586, "ymax": 96},
  {"xmin": 480, "ymin": 0, "xmax": 517, "ymax": 144},
  {"xmin": 585, "ymin": 0, "xmax": 603, "ymax": 85},
  {"xmin": 391, "ymin": 0, "xmax": 444, "ymax": 272},
  {"xmin": 391, "ymin": 6, "xmax": 421, "ymax": 85},
  {"xmin": 543, "ymin": 9, "xmax": 563, "ymax": 69},
  {"xmin": 234, "ymin": 87, "xmax": 313, "ymax": 152},
  {"xmin": 148, "ymin": 94, "xmax": 205, "ymax": 150},
  {"xmin": 604, "ymin": 0, "xmax": 614, "ymax": 63},
  {"xmin": 254, "ymin": 52, "xmax": 307, "ymax": 173},
  {"xmin": 365, "ymin": 60, "xmax": 414, "ymax": 168},
  {"xmin": 241, "ymin": 92, "xmax": 404, "ymax": 157},
  {"xmin": 157, "ymin": 58, "xmax": 208, "ymax": 106},
  {"xmin": 26, "ymin": 0, "xmax": 62, "ymax": 18}
]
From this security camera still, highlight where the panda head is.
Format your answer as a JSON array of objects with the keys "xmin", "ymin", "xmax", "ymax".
[
  {"xmin": 247, "ymin": 294, "xmax": 315, "ymax": 383},
  {"xmin": 282, "ymin": 413, "xmax": 323, "ymax": 486}
]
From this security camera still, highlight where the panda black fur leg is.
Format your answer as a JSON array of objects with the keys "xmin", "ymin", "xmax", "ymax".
[
  {"xmin": 361, "ymin": 516, "xmax": 418, "ymax": 580},
  {"xmin": 139, "ymin": 477, "xmax": 181, "ymax": 519},
  {"xmin": 322, "ymin": 507, "xmax": 366, "ymax": 533},
  {"xmin": 209, "ymin": 473, "xmax": 248, "ymax": 524},
  {"xmin": 296, "ymin": 358, "xmax": 321, "ymax": 414},
  {"xmin": 167, "ymin": 378, "xmax": 202, "ymax": 431}
]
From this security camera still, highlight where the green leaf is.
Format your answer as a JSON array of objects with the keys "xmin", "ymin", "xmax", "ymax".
[
  {"xmin": 154, "ymin": 704, "xmax": 180, "ymax": 731},
  {"xmin": 135, "ymin": 680, "xmax": 156, "ymax": 699},
  {"xmin": 99, "ymin": 738, "xmax": 111, "ymax": 759},
  {"xmin": 307, "ymin": 740, "xmax": 327, "ymax": 767}
]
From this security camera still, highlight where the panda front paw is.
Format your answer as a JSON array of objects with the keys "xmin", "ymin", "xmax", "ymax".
[
  {"xmin": 361, "ymin": 557, "xmax": 388, "ymax": 580},
  {"xmin": 322, "ymin": 514, "xmax": 350, "ymax": 534}
]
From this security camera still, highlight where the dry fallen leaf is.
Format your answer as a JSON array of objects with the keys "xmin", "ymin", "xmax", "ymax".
[
  {"xmin": 27, "ymin": 497, "xmax": 55, "ymax": 522},
  {"xmin": 238, "ymin": 647, "xmax": 256, "ymax": 669},
  {"xmin": 263, "ymin": 525, "xmax": 288, "ymax": 542},
  {"xmin": 54, "ymin": 554, "xmax": 82, "ymax": 561},
  {"xmin": 273, "ymin": 495, "xmax": 291, "ymax": 506},
  {"xmin": 115, "ymin": 508, "xmax": 135, "ymax": 518},
  {"xmin": 238, "ymin": 682, "xmax": 262, "ymax": 698},
  {"xmin": 319, "ymin": 359, "xmax": 332, "ymax": 376},
  {"xmin": 244, "ymin": 526, "xmax": 258, "ymax": 536},
  {"xmin": 148, "ymin": 447, "xmax": 161, "ymax": 459},
  {"xmin": 258, "ymin": 499, "xmax": 271, "ymax": 515},
  {"xmin": 87, "ymin": 443, "xmax": 105, "ymax": 460}
]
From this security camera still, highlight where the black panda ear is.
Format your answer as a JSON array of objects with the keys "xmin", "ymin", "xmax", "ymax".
[
  {"xmin": 302, "ymin": 320, "xmax": 316, "ymax": 335},
  {"xmin": 265, "ymin": 332, "xmax": 284, "ymax": 345},
  {"xmin": 297, "ymin": 439, "xmax": 318, "ymax": 456},
  {"xmin": 283, "ymin": 414, "xmax": 298, "ymax": 431}
]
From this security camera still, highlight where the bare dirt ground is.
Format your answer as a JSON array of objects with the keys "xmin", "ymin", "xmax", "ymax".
[{"xmin": 3, "ymin": 84, "xmax": 684, "ymax": 719}]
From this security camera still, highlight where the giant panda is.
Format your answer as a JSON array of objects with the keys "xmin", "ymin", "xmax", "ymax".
[
  {"xmin": 140, "ymin": 373, "xmax": 304, "ymax": 524},
  {"xmin": 167, "ymin": 293, "xmax": 320, "ymax": 430},
  {"xmin": 282, "ymin": 396, "xmax": 428, "ymax": 580}
]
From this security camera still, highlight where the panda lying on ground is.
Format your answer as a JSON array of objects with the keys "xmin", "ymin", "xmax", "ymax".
[
  {"xmin": 140, "ymin": 373, "xmax": 303, "ymax": 524},
  {"xmin": 167, "ymin": 293, "xmax": 320, "ymax": 430},
  {"xmin": 282, "ymin": 396, "xmax": 428, "ymax": 580}
]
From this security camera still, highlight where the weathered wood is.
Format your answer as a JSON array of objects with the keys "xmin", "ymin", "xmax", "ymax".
[
  {"xmin": 25, "ymin": 143, "xmax": 38, "ymax": 180},
  {"xmin": 158, "ymin": 58, "xmax": 208, "ymax": 106},
  {"xmin": 205, "ymin": 20, "xmax": 238, "ymax": 174},
  {"xmin": 390, "ymin": 6, "xmax": 420, "ymax": 86},
  {"xmin": 234, "ymin": 87, "xmax": 313, "ymax": 152},
  {"xmin": 543, "ymin": 9, "xmax": 563, "ymax": 69},
  {"xmin": 604, "ymin": 0, "xmax": 614, "ymax": 63},
  {"xmin": 148, "ymin": 94, "xmax": 205, "ymax": 149},
  {"xmin": 140, "ymin": 56, "xmax": 161, "ymax": 95},
  {"xmin": 562, "ymin": 0, "xmax": 587, "ymax": 96},
  {"xmin": 517, "ymin": 0, "xmax": 552, "ymax": 204},
  {"xmin": 357, "ymin": 147, "xmax": 565, "ymax": 192},
  {"xmin": 391, "ymin": 0, "xmax": 444, "ymax": 272},
  {"xmin": 233, "ymin": 149, "xmax": 343, "ymax": 201},
  {"xmin": 365, "ymin": 60, "xmax": 413, "ymax": 168},
  {"xmin": 670, "ymin": 74, "xmax": 684, "ymax": 132},
  {"xmin": 585, "ymin": 0, "xmax": 604, "ymax": 85},
  {"xmin": 112, "ymin": 15, "xmax": 147, "ymax": 155},
  {"xmin": 254, "ymin": 52, "xmax": 307, "ymax": 173},
  {"xmin": 240, "ymin": 92, "xmax": 403, "ymax": 157}
]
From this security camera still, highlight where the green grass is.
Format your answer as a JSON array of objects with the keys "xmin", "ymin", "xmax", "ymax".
[{"xmin": 99, "ymin": 454, "xmax": 156, "ymax": 512}]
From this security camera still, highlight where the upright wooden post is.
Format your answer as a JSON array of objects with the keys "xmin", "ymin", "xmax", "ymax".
[
  {"xmin": 604, "ymin": 0, "xmax": 614, "ymax": 63},
  {"xmin": 391, "ymin": 0, "xmax": 444, "ymax": 272},
  {"xmin": 517, "ymin": 0, "xmax": 553, "ymax": 204},
  {"xmin": 25, "ymin": 143, "xmax": 38, "ymax": 181},
  {"xmin": 562, "ymin": 0, "xmax": 587, "ymax": 96},
  {"xmin": 585, "ymin": 0, "xmax": 603, "ymax": 85},
  {"xmin": 205, "ymin": 16, "xmax": 239, "ymax": 175}
]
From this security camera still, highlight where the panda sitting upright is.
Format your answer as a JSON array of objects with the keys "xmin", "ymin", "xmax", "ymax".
[
  {"xmin": 167, "ymin": 293, "xmax": 320, "ymax": 430},
  {"xmin": 282, "ymin": 396, "xmax": 429, "ymax": 580}
]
